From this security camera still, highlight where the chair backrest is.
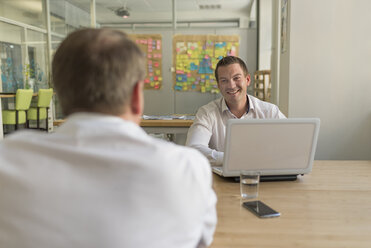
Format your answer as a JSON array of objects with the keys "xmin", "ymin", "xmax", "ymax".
[
  {"xmin": 37, "ymin": 88, "xmax": 53, "ymax": 108},
  {"xmin": 15, "ymin": 89, "xmax": 34, "ymax": 110},
  {"xmin": 253, "ymin": 70, "xmax": 271, "ymax": 102}
]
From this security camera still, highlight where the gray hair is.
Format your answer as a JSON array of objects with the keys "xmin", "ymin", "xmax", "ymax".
[{"xmin": 52, "ymin": 28, "xmax": 146, "ymax": 116}]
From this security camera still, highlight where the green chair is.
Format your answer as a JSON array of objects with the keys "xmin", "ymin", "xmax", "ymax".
[
  {"xmin": 27, "ymin": 88, "xmax": 53, "ymax": 131},
  {"xmin": 2, "ymin": 89, "xmax": 34, "ymax": 133}
]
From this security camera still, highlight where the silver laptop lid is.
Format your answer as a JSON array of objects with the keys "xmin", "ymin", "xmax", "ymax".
[{"xmin": 222, "ymin": 118, "xmax": 320, "ymax": 177}]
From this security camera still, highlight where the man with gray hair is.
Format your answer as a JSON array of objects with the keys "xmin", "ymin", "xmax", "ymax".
[{"xmin": 0, "ymin": 29, "xmax": 217, "ymax": 248}]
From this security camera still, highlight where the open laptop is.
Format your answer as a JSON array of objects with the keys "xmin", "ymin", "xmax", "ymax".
[{"xmin": 212, "ymin": 118, "xmax": 320, "ymax": 181}]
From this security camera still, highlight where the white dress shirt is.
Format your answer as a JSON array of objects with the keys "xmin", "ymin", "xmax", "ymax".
[
  {"xmin": 0, "ymin": 113, "xmax": 217, "ymax": 248},
  {"xmin": 186, "ymin": 95, "xmax": 286, "ymax": 166}
]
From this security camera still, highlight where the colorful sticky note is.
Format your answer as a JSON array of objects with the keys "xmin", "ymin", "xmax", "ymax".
[
  {"xmin": 190, "ymin": 63, "xmax": 198, "ymax": 70},
  {"xmin": 176, "ymin": 74, "xmax": 187, "ymax": 82}
]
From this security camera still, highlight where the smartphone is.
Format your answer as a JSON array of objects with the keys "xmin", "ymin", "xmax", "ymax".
[{"xmin": 242, "ymin": 200, "xmax": 280, "ymax": 218}]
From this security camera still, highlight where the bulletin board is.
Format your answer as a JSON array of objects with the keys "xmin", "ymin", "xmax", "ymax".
[
  {"xmin": 173, "ymin": 34, "xmax": 239, "ymax": 93},
  {"xmin": 129, "ymin": 34, "xmax": 163, "ymax": 90}
]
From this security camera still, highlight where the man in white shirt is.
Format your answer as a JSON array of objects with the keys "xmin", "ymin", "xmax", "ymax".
[
  {"xmin": 186, "ymin": 56, "xmax": 286, "ymax": 166},
  {"xmin": 0, "ymin": 29, "xmax": 217, "ymax": 248}
]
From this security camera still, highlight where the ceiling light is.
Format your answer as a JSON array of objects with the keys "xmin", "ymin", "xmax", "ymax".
[{"xmin": 115, "ymin": 7, "xmax": 130, "ymax": 19}]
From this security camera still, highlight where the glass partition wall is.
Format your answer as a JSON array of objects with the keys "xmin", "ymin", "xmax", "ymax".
[
  {"xmin": 0, "ymin": 0, "xmax": 92, "ymax": 125},
  {"xmin": 0, "ymin": 0, "xmax": 48, "ymax": 93}
]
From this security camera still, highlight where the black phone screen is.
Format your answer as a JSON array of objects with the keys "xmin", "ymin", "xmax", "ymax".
[{"xmin": 243, "ymin": 200, "xmax": 280, "ymax": 218}]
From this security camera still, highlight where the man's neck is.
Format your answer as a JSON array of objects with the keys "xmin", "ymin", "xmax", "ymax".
[
  {"xmin": 226, "ymin": 96, "xmax": 248, "ymax": 118},
  {"xmin": 119, "ymin": 111, "xmax": 141, "ymax": 125}
]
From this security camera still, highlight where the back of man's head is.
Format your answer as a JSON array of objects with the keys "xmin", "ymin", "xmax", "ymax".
[{"xmin": 52, "ymin": 28, "xmax": 145, "ymax": 116}]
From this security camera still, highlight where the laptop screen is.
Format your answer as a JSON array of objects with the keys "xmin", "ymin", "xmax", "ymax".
[{"xmin": 222, "ymin": 118, "xmax": 320, "ymax": 177}]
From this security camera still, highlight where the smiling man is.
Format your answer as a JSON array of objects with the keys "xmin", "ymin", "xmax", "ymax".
[{"xmin": 186, "ymin": 56, "xmax": 286, "ymax": 166}]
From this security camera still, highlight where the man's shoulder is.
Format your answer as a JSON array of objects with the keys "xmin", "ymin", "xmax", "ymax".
[
  {"xmin": 153, "ymin": 138, "xmax": 208, "ymax": 164},
  {"xmin": 197, "ymin": 98, "xmax": 222, "ymax": 114},
  {"xmin": 248, "ymin": 95, "xmax": 286, "ymax": 118},
  {"xmin": 0, "ymin": 130, "xmax": 48, "ymax": 161},
  {"xmin": 146, "ymin": 138, "xmax": 211, "ymax": 180},
  {"xmin": 1, "ymin": 130, "xmax": 47, "ymax": 144},
  {"xmin": 249, "ymin": 94, "xmax": 278, "ymax": 109}
]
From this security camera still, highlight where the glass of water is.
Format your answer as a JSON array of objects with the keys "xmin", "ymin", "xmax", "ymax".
[{"xmin": 240, "ymin": 171, "xmax": 260, "ymax": 200}]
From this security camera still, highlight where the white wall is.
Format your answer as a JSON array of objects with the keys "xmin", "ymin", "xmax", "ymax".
[
  {"xmin": 258, "ymin": 0, "xmax": 272, "ymax": 70},
  {"xmin": 280, "ymin": 0, "xmax": 371, "ymax": 159}
]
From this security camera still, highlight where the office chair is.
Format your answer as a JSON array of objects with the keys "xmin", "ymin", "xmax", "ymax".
[
  {"xmin": 2, "ymin": 89, "xmax": 34, "ymax": 134},
  {"xmin": 27, "ymin": 88, "xmax": 53, "ymax": 131}
]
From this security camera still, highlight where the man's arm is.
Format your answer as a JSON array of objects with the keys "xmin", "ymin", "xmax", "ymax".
[
  {"xmin": 192, "ymin": 152, "xmax": 217, "ymax": 248},
  {"xmin": 273, "ymin": 105, "xmax": 287, "ymax": 119},
  {"xmin": 186, "ymin": 109, "xmax": 223, "ymax": 166}
]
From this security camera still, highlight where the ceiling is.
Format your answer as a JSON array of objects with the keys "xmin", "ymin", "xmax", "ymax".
[
  {"xmin": 0, "ymin": 0, "xmax": 255, "ymax": 28},
  {"xmin": 67, "ymin": 0, "xmax": 255, "ymax": 25}
]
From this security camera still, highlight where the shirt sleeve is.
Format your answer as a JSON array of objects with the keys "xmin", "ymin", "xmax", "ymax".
[
  {"xmin": 273, "ymin": 106, "xmax": 287, "ymax": 119},
  {"xmin": 194, "ymin": 153, "xmax": 217, "ymax": 248},
  {"xmin": 186, "ymin": 108, "xmax": 224, "ymax": 166}
]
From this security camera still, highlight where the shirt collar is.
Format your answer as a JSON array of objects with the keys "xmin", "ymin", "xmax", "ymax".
[
  {"xmin": 59, "ymin": 112, "xmax": 144, "ymax": 134},
  {"xmin": 221, "ymin": 94, "xmax": 252, "ymax": 114},
  {"xmin": 247, "ymin": 94, "xmax": 254, "ymax": 113}
]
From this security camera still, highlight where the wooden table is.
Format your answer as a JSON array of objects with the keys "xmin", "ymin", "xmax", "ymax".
[
  {"xmin": 140, "ymin": 119, "xmax": 193, "ymax": 138},
  {"xmin": 0, "ymin": 92, "xmax": 38, "ymax": 98},
  {"xmin": 53, "ymin": 119, "xmax": 193, "ymax": 128},
  {"xmin": 211, "ymin": 160, "xmax": 371, "ymax": 248},
  {"xmin": 140, "ymin": 119, "xmax": 193, "ymax": 127}
]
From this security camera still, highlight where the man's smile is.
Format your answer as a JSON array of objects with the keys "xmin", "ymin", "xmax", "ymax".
[{"xmin": 226, "ymin": 88, "xmax": 241, "ymax": 96}]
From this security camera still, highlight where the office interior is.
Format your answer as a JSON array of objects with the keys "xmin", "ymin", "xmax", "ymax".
[{"xmin": 0, "ymin": 0, "xmax": 370, "ymax": 161}]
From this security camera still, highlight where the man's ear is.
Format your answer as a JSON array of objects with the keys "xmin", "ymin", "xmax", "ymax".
[
  {"xmin": 130, "ymin": 81, "xmax": 144, "ymax": 116},
  {"xmin": 246, "ymin": 74, "xmax": 251, "ymax": 87}
]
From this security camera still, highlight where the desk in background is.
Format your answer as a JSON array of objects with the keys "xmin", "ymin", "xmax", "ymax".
[
  {"xmin": 211, "ymin": 160, "xmax": 371, "ymax": 248},
  {"xmin": 140, "ymin": 119, "xmax": 193, "ymax": 139}
]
